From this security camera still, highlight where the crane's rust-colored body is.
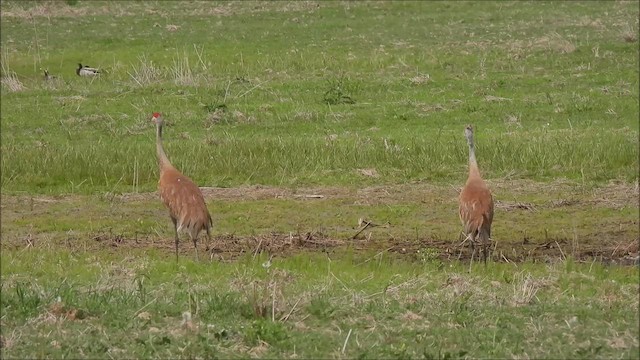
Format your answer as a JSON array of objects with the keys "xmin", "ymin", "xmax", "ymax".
[
  {"xmin": 153, "ymin": 112, "xmax": 212, "ymax": 262},
  {"xmin": 458, "ymin": 125, "xmax": 494, "ymax": 264}
]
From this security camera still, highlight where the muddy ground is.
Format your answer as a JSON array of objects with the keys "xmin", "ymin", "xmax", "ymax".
[
  {"xmin": 74, "ymin": 229, "xmax": 639, "ymax": 266},
  {"xmin": 2, "ymin": 181, "xmax": 638, "ymax": 266}
]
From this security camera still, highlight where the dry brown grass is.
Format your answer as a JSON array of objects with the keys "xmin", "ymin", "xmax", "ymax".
[
  {"xmin": 170, "ymin": 53, "xmax": 196, "ymax": 86},
  {"xmin": 409, "ymin": 74, "xmax": 431, "ymax": 86},
  {"xmin": 0, "ymin": 1, "xmax": 328, "ymax": 20},
  {"xmin": 357, "ymin": 168, "xmax": 379, "ymax": 178},
  {"xmin": 0, "ymin": 1, "xmax": 133, "ymax": 19},
  {"xmin": 505, "ymin": 114, "xmax": 522, "ymax": 128},
  {"xmin": 537, "ymin": 33, "xmax": 577, "ymax": 54},
  {"xmin": 621, "ymin": 25, "xmax": 638, "ymax": 42},
  {"xmin": 1, "ymin": 59, "xmax": 25, "ymax": 92},
  {"xmin": 128, "ymin": 55, "xmax": 163, "ymax": 87},
  {"xmin": 1, "ymin": 72, "xmax": 25, "ymax": 92},
  {"xmin": 511, "ymin": 273, "xmax": 544, "ymax": 307}
]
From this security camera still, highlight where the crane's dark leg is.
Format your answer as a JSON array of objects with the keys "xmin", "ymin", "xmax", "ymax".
[
  {"xmin": 205, "ymin": 228, "xmax": 211, "ymax": 252},
  {"xmin": 171, "ymin": 217, "xmax": 179, "ymax": 263},
  {"xmin": 191, "ymin": 234, "xmax": 199, "ymax": 261},
  {"xmin": 484, "ymin": 228, "xmax": 492, "ymax": 266},
  {"xmin": 482, "ymin": 234, "xmax": 488, "ymax": 266},
  {"xmin": 205, "ymin": 229, "xmax": 212, "ymax": 261}
]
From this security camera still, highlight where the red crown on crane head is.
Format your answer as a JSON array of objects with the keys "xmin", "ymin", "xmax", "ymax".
[{"xmin": 152, "ymin": 112, "xmax": 161, "ymax": 118}]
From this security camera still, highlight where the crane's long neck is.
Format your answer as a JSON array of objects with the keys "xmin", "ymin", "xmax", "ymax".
[
  {"xmin": 468, "ymin": 139, "xmax": 481, "ymax": 179},
  {"xmin": 156, "ymin": 123, "xmax": 172, "ymax": 169}
]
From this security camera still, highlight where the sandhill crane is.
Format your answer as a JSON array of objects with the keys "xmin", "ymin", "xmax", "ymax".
[
  {"xmin": 76, "ymin": 63, "xmax": 100, "ymax": 77},
  {"xmin": 458, "ymin": 125, "xmax": 494, "ymax": 264},
  {"xmin": 152, "ymin": 112, "xmax": 212, "ymax": 262}
]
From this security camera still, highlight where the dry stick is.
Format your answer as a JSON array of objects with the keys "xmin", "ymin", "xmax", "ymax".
[
  {"xmin": 611, "ymin": 243, "xmax": 621, "ymax": 258},
  {"xmin": 501, "ymin": 253, "xmax": 518, "ymax": 267},
  {"xmin": 223, "ymin": 79, "xmax": 232, "ymax": 104},
  {"xmin": 26, "ymin": 234, "xmax": 33, "ymax": 248},
  {"xmin": 330, "ymin": 271, "xmax": 349, "ymax": 291},
  {"xmin": 342, "ymin": 329, "xmax": 353, "ymax": 354},
  {"xmin": 555, "ymin": 240, "xmax": 567, "ymax": 261},
  {"xmin": 459, "ymin": 232, "xmax": 471, "ymax": 247},
  {"xmin": 193, "ymin": 44, "xmax": 207, "ymax": 71},
  {"xmin": 271, "ymin": 283, "xmax": 276, "ymax": 322},
  {"xmin": 490, "ymin": 239, "xmax": 498, "ymax": 262},
  {"xmin": 132, "ymin": 298, "xmax": 158, "ymax": 318},
  {"xmin": 130, "ymin": 102, "xmax": 144, "ymax": 113},
  {"xmin": 279, "ymin": 298, "xmax": 302, "ymax": 323},
  {"xmin": 128, "ymin": 72, "xmax": 143, "ymax": 86},
  {"xmin": 355, "ymin": 247, "xmax": 393, "ymax": 266},
  {"xmin": 458, "ymin": 232, "xmax": 471, "ymax": 260},
  {"xmin": 589, "ymin": 256, "xmax": 597, "ymax": 273},
  {"xmin": 351, "ymin": 221, "xmax": 372, "ymax": 240},
  {"xmin": 364, "ymin": 290, "xmax": 385, "ymax": 300},
  {"xmin": 235, "ymin": 80, "xmax": 268, "ymax": 100},
  {"xmin": 252, "ymin": 238, "xmax": 263, "ymax": 259}
]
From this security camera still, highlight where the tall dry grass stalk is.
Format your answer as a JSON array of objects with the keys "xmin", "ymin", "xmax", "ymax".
[
  {"xmin": 1, "ymin": 58, "xmax": 25, "ymax": 92},
  {"xmin": 128, "ymin": 55, "xmax": 163, "ymax": 86},
  {"xmin": 170, "ymin": 51, "xmax": 195, "ymax": 86}
]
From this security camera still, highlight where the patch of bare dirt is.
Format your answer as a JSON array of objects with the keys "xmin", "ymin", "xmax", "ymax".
[
  {"xmin": 5, "ymin": 228, "xmax": 632, "ymax": 266},
  {"xmin": 2, "ymin": 180, "xmax": 637, "ymax": 265},
  {"xmin": 96, "ymin": 183, "xmax": 450, "ymax": 204}
]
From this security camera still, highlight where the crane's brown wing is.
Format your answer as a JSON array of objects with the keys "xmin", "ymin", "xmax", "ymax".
[
  {"xmin": 159, "ymin": 169, "xmax": 212, "ymax": 234},
  {"xmin": 458, "ymin": 181, "xmax": 493, "ymax": 235}
]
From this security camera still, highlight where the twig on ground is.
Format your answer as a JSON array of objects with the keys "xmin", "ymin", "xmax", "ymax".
[
  {"xmin": 355, "ymin": 247, "xmax": 393, "ymax": 266},
  {"xmin": 252, "ymin": 238, "xmax": 263, "ymax": 258},
  {"xmin": 293, "ymin": 194, "xmax": 325, "ymax": 199},
  {"xmin": 352, "ymin": 221, "xmax": 372, "ymax": 239},
  {"xmin": 341, "ymin": 328, "xmax": 352, "ymax": 354},
  {"xmin": 555, "ymin": 240, "xmax": 566, "ymax": 260},
  {"xmin": 235, "ymin": 80, "xmax": 268, "ymax": 100},
  {"xmin": 279, "ymin": 297, "xmax": 301, "ymax": 323},
  {"xmin": 132, "ymin": 298, "xmax": 157, "ymax": 318}
]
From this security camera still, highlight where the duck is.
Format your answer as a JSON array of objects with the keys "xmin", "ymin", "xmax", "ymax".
[
  {"xmin": 76, "ymin": 63, "xmax": 100, "ymax": 77},
  {"xmin": 42, "ymin": 69, "xmax": 57, "ymax": 81}
]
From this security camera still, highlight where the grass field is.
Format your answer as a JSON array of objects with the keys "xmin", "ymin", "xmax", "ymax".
[{"xmin": 1, "ymin": 1, "xmax": 639, "ymax": 358}]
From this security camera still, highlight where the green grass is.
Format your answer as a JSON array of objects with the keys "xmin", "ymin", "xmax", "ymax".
[
  {"xmin": 2, "ymin": 250, "xmax": 639, "ymax": 359},
  {"xmin": 1, "ymin": 1, "xmax": 638, "ymax": 194},
  {"xmin": 1, "ymin": 1, "xmax": 639, "ymax": 358}
]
